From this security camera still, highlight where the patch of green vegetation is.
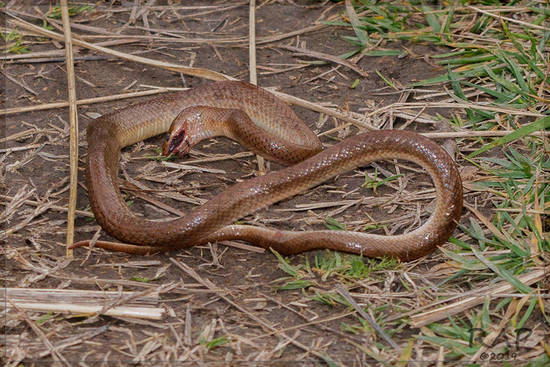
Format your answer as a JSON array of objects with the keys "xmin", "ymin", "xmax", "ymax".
[
  {"xmin": 272, "ymin": 249, "xmax": 314, "ymax": 290},
  {"xmin": 417, "ymin": 295, "xmax": 540, "ymax": 360},
  {"xmin": 310, "ymin": 250, "xmax": 399, "ymax": 280},
  {"xmin": 274, "ymin": 248, "xmax": 399, "ymax": 283},
  {"xmin": 143, "ymin": 147, "xmax": 178, "ymax": 161},
  {"xmin": 443, "ymin": 144, "xmax": 549, "ymax": 288},
  {"xmin": 324, "ymin": 216, "xmax": 347, "ymax": 230},
  {"xmin": 330, "ymin": 0, "xmax": 548, "ymax": 269},
  {"xmin": 199, "ymin": 336, "xmax": 231, "ymax": 350},
  {"xmin": 46, "ymin": 4, "xmax": 94, "ymax": 19},
  {"xmin": 2, "ymin": 30, "xmax": 29, "ymax": 54},
  {"xmin": 273, "ymin": 248, "xmax": 400, "ymax": 297},
  {"xmin": 310, "ymin": 290, "xmax": 349, "ymax": 307},
  {"xmin": 36, "ymin": 312, "xmax": 55, "ymax": 325},
  {"xmin": 361, "ymin": 167, "xmax": 402, "ymax": 192},
  {"xmin": 341, "ymin": 317, "xmax": 373, "ymax": 334},
  {"xmin": 130, "ymin": 276, "xmax": 153, "ymax": 283}
]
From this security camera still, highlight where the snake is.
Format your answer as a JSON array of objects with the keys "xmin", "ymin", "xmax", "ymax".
[{"xmin": 72, "ymin": 81, "xmax": 463, "ymax": 261}]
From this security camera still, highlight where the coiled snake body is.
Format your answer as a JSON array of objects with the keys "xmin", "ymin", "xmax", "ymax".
[{"xmin": 73, "ymin": 81, "xmax": 462, "ymax": 261}]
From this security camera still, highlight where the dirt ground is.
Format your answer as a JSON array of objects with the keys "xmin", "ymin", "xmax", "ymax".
[{"xmin": 2, "ymin": 1, "xmax": 483, "ymax": 366}]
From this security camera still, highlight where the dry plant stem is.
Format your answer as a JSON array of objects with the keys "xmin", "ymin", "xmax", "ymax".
[
  {"xmin": 409, "ymin": 266, "xmax": 549, "ymax": 327},
  {"xmin": 121, "ymin": 180, "xmax": 185, "ymax": 217},
  {"xmin": 60, "ymin": 0, "xmax": 78, "ymax": 258},
  {"xmin": 256, "ymin": 23, "xmax": 329, "ymax": 45},
  {"xmin": 3, "ymin": 288, "xmax": 158, "ymax": 304},
  {"xmin": 4, "ymin": 286, "xmax": 165, "ymax": 319},
  {"xmin": 1, "ymin": 70, "xmax": 37, "ymax": 95},
  {"xmin": 366, "ymin": 101, "xmax": 544, "ymax": 118},
  {"xmin": 248, "ymin": 0, "xmax": 257, "ymax": 86},
  {"xmin": 7, "ymin": 302, "xmax": 163, "ymax": 320}
]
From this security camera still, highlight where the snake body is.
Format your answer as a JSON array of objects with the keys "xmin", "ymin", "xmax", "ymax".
[{"xmin": 74, "ymin": 81, "xmax": 462, "ymax": 261}]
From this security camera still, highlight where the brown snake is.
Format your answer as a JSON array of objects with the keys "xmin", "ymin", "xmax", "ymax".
[{"xmin": 72, "ymin": 81, "xmax": 462, "ymax": 261}]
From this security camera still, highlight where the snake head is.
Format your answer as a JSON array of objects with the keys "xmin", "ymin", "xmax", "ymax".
[{"xmin": 162, "ymin": 119, "xmax": 191, "ymax": 157}]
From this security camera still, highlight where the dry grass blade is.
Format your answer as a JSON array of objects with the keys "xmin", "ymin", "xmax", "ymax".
[
  {"xmin": 0, "ymin": 186, "xmax": 35, "ymax": 223},
  {"xmin": 366, "ymin": 101, "xmax": 544, "ymax": 118},
  {"xmin": 1, "ymin": 70, "xmax": 37, "ymax": 95},
  {"xmin": 248, "ymin": 0, "xmax": 257, "ymax": 86},
  {"xmin": 256, "ymin": 23, "xmax": 329, "ymax": 45},
  {"xmin": 160, "ymin": 161, "xmax": 226, "ymax": 174},
  {"xmin": 0, "ymin": 38, "xmax": 141, "ymax": 61},
  {"xmin": 1, "ymin": 202, "xmax": 56, "ymax": 240},
  {"xmin": 121, "ymin": 180, "xmax": 185, "ymax": 217}
]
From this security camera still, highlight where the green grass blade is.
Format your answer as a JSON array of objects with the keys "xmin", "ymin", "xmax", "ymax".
[
  {"xmin": 471, "ymin": 249, "xmax": 532, "ymax": 293},
  {"xmin": 345, "ymin": 0, "xmax": 369, "ymax": 47},
  {"xmin": 422, "ymin": 5, "xmax": 441, "ymax": 33},
  {"xmin": 468, "ymin": 116, "xmax": 550, "ymax": 158}
]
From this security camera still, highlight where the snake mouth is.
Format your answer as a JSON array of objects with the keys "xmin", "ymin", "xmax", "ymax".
[
  {"xmin": 169, "ymin": 132, "xmax": 184, "ymax": 154},
  {"xmin": 163, "ymin": 130, "xmax": 189, "ymax": 156}
]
